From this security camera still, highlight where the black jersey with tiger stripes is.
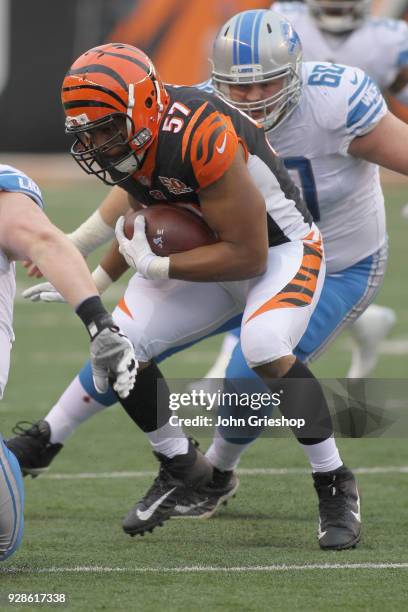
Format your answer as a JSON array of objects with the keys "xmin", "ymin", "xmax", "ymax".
[{"xmin": 119, "ymin": 85, "xmax": 312, "ymax": 246}]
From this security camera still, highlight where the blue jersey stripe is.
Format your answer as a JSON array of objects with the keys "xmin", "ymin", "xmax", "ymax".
[
  {"xmin": 238, "ymin": 11, "xmax": 257, "ymax": 65},
  {"xmin": 233, "ymin": 13, "xmax": 243, "ymax": 65},
  {"xmin": 351, "ymin": 100, "xmax": 385, "ymax": 134},
  {"xmin": 347, "ymin": 96, "xmax": 382, "ymax": 129},
  {"xmin": 253, "ymin": 10, "xmax": 265, "ymax": 64},
  {"xmin": 348, "ymin": 74, "xmax": 369, "ymax": 106},
  {"xmin": 0, "ymin": 170, "xmax": 43, "ymax": 209}
]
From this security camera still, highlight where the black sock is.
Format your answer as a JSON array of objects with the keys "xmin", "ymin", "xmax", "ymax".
[
  {"xmin": 115, "ymin": 361, "xmax": 170, "ymax": 433},
  {"xmin": 274, "ymin": 358, "xmax": 333, "ymax": 444}
]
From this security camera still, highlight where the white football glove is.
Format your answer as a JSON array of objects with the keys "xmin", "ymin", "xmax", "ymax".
[
  {"xmin": 115, "ymin": 215, "xmax": 170, "ymax": 280},
  {"xmin": 22, "ymin": 281, "xmax": 65, "ymax": 303},
  {"xmin": 22, "ymin": 266, "xmax": 113, "ymax": 303},
  {"xmin": 90, "ymin": 326, "xmax": 138, "ymax": 398}
]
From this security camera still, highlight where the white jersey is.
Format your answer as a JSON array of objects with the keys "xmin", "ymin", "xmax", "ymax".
[
  {"xmin": 0, "ymin": 164, "xmax": 43, "ymax": 356},
  {"xmin": 268, "ymin": 62, "xmax": 387, "ymax": 272},
  {"xmin": 272, "ymin": 2, "xmax": 408, "ymax": 90},
  {"xmin": 201, "ymin": 61, "xmax": 387, "ymax": 273}
]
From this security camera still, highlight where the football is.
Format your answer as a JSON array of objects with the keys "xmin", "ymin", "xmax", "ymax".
[{"xmin": 123, "ymin": 204, "xmax": 218, "ymax": 256}]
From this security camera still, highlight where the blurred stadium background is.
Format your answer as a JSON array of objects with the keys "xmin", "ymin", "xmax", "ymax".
[{"xmin": 1, "ymin": 1, "xmax": 408, "ymax": 610}]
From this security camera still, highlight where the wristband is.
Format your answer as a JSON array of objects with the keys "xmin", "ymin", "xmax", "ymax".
[
  {"xmin": 67, "ymin": 210, "xmax": 115, "ymax": 257},
  {"xmin": 75, "ymin": 295, "xmax": 115, "ymax": 339},
  {"xmin": 146, "ymin": 256, "xmax": 170, "ymax": 280},
  {"xmin": 92, "ymin": 265, "xmax": 113, "ymax": 294}
]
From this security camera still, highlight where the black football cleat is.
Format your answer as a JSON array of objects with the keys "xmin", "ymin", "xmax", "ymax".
[
  {"xmin": 313, "ymin": 465, "xmax": 361, "ymax": 550},
  {"xmin": 122, "ymin": 439, "xmax": 212, "ymax": 536},
  {"xmin": 5, "ymin": 420, "xmax": 63, "ymax": 478},
  {"xmin": 171, "ymin": 467, "xmax": 239, "ymax": 519}
]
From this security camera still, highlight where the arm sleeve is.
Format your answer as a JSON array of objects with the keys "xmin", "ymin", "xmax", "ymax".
[
  {"xmin": 0, "ymin": 166, "xmax": 44, "ymax": 208},
  {"xmin": 326, "ymin": 68, "xmax": 388, "ymax": 156},
  {"xmin": 185, "ymin": 102, "xmax": 239, "ymax": 189}
]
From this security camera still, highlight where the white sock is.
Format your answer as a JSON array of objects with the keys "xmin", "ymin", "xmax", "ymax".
[
  {"xmin": 300, "ymin": 437, "xmax": 343, "ymax": 473},
  {"xmin": 146, "ymin": 420, "xmax": 189, "ymax": 458},
  {"xmin": 46, "ymin": 376, "xmax": 109, "ymax": 444},
  {"xmin": 205, "ymin": 430, "xmax": 252, "ymax": 471}
]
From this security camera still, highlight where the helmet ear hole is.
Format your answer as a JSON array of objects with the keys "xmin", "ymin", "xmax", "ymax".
[{"xmin": 145, "ymin": 97, "xmax": 153, "ymax": 108}]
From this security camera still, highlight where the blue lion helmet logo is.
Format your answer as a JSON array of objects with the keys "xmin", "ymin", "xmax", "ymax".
[{"xmin": 280, "ymin": 21, "xmax": 301, "ymax": 55}]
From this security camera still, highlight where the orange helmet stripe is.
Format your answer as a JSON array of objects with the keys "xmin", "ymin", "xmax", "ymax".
[
  {"xmin": 62, "ymin": 85, "xmax": 127, "ymax": 109},
  {"xmin": 96, "ymin": 50, "xmax": 152, "ymax": 74},
  {"xmin": 67, "ymin": 64, "xmax": 128, "ymax": 91}
]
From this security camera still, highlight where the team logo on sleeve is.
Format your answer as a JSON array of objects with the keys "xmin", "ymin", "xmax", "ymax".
[
  {"xmin": 159, "ymin": 176, "xmax": 194, "ymax": 195},
  {"xmin": 361, "ymin": 83, "xmax": 381, "ymax": 107},
  {"xmin": 18, "ymin": 176, "xmax": 42, "ymax": 198}
]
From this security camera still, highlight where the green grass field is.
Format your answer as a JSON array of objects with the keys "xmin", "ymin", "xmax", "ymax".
[{"xmin": 0, "ymin": 182, "xmax": 407, "ymax": 611}]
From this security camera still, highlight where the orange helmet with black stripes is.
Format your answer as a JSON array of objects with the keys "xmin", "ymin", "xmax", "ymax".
[{"xmin": 61, "ymin": 43, "xmax": 169, "ymax": 185}]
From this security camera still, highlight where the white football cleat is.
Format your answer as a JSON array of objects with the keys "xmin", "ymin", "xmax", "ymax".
[{"xmin": 347, "ymin": 304, "xmax": 396, "ymax": 378}]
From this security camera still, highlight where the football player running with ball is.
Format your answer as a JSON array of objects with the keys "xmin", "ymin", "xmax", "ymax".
[
  {"xmin": 10, "ymin": 41, "xmax": 342, "ymax": 544},
  {"xmin": 0, "ymin": 165, "xmax": 136, "ymax": 561}
]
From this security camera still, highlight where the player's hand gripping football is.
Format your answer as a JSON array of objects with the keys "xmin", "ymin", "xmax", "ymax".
[
  {"xmin": 115, "ymin": 215, "xmax": 170, "ymax": 280},
  {"xmin": 90, "ymin": 319, "xmax": 137, "ymax": 399}
]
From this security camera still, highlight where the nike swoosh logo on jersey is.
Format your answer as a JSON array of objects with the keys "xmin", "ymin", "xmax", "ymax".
[
  {"xmin": 136, "ymin": 487, "xmax": 176, "ymax": 521},
  {"xmin": 350, "ymin": 72, "xmax": 358, "ymax": 85},
  {"xmin": 216, "ymin": 133, "xmax": 227, "ymax": 154}
]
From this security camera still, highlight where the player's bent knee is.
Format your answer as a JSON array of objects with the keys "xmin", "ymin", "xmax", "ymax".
[{"xmin": 240, "ymin": 326, "xmax": 293, "ymax": 372}]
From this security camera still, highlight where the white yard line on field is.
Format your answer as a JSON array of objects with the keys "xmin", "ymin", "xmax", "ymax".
[
  {"xmin": 40, "ymin": 466, "xmax": 408, "ymax": 480},
  {"xmin": 2, "ymin": 563, "xmax": 408, "ymax": 574}
]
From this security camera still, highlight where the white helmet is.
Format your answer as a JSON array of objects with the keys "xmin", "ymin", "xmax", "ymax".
[
  {"xmin": 211, "ymin": 9, "xmax": 303, "ymax": 131},
  {"xmin": 305, "ymin": 1, "xmax": 372, "ymax": 33}
]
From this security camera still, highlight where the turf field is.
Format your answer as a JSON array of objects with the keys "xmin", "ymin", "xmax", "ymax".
[{"xmin": 0, "ymin": 181, "xmax": 407, "ymax": 611}]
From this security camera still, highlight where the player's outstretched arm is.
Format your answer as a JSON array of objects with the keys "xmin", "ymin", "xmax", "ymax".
[
  {"xmin": 23, "ymin": 184, "xmax": 133, "ymax": 278},
  {"xmin": 0, "ymin": 192, "xmax": 103, "ymax": 307},
  {"xmin": 348, "ymin": 111, "xmax": 408, "ymax": 175},
  {"xmin": 0, "ymin": 191, "xmax": 137, "ymax": 397},
  {"xmin": 67, "ymin": 186, "xmax": 133, "ymax": 257},
  {"xmin": 21, "ymin": 187, "xmax": 138, "ymax": 302}
]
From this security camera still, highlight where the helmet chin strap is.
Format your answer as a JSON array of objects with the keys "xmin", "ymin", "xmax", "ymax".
[
  {"xmin": 127, "ymin": 84, "xmax": 135, "ymax": 134},
  {"xmin": 113, "ymin": 82, "xmax": 146, "ymax": 174}
]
